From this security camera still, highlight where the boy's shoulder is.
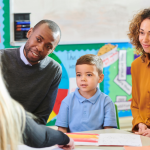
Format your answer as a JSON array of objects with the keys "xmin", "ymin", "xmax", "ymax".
[
  {"xmin": 99, "ymin": 91, "xmax": 113, "ymax": 103},
  {"xmin": 99, "ymin": 90, "xmax": 108, "ymax": 98},
  {"xmin": 100, "ymin": 91, "xmax": 107, "ymax": 97},
  {"xmin": 62, "ymin": 91, "xmax": 76, "ymax": 104}
]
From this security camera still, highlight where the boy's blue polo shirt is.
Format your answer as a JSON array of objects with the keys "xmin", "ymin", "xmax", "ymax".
[{"xmin": 55, "ymin": 88, "xmax": 117, "ymax": 132}]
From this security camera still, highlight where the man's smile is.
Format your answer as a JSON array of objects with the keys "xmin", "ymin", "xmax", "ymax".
[{"xmin": 31, "ymin": 51, "xmax": 40, "ymax": 57}]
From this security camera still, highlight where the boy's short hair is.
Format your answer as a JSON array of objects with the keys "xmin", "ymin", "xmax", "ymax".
[{"xmin": 76, "ymin": 54, "xmax": 103, "ymax": 75}]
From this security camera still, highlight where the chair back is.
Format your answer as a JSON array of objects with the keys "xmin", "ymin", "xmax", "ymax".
[{"xmin": 115, "ymin": 104, "xmax": 120, "ymax": 129}]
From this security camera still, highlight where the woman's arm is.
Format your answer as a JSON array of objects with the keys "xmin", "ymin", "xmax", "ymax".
[
  {"xmin": 131, "ymin": 64, "xmax": 146, "ymax": 132},
  {"xmin": 23, "ymin": 115, "xmax": 72, "ymax": 148}
]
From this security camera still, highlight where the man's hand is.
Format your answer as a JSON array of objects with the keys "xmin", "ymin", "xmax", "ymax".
[
  {"xmin": 58, "ymin": 138, "xmax": 75, "ymax": 150},
  {"xmin": 135, "ymin": 129, "xmax": 150, "ymax": 137},
  {"xmin": 138, "ymin": 123, "xmax": 147, "ymax": 132}
]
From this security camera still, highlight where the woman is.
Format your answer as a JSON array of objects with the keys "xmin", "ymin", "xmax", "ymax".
[
  {"xmin": 128, "ymin": 8, "xmax": 150, "ymax": 137},
  {"xmin": 0, "ymin": 67, "xmax": 74, "ymax": 150}
]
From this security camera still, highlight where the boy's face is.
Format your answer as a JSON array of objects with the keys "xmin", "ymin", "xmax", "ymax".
[{"xmin": 76, "ymin": 64, "xmax": 104, "ymax": 97}]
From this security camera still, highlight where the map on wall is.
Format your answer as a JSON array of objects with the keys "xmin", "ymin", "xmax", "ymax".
[{"xmin": 47, "ymin": 42, "xmax": 137, "ymax": 126}]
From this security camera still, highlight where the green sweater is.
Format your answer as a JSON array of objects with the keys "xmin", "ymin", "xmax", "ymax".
[{"xmin": 1, "ymin": 48, "xmax": 62, "ymax": 124}]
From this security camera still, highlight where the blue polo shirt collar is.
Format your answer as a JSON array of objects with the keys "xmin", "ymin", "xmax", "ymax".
[{"xmin": 75, "ymin": 87, "xmax": 101, "ymax": 104}]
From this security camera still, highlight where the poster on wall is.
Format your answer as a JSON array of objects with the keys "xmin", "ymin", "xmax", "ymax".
[{"xmin": 47, "ymin": 42, "xmax": 138, "ymax": 126}]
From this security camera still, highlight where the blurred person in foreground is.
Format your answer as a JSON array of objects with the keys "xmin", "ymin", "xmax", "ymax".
[{"xmin": 0, "ymin": 68, "xmax": 74, "ymax": 150}]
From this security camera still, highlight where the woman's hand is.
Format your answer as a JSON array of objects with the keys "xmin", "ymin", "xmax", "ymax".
[
  {"xmin": 58, "ymin": 138, "xmax": 75, "ymax": 150},
  {"xmin": 138, "ymin": 123, "xmax": 147, "ymax": 132},
  {"xmin": 135, "ymin": 129, "xmax": 150, "ymax": 137}
]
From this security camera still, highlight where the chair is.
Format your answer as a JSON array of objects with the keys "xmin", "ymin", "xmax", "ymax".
[{"xmin": 115, "ymin": 104, "xmax": 120, "ymax": 129}]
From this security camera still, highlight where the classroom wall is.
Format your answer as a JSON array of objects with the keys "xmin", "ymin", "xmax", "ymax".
[
  {"xmin": 1, "ymin": 0, "xmax": 150, "ymax": 130},
  {"xmin": 10, "ymin": 0, "xmax": 150, "ymax": 44}
]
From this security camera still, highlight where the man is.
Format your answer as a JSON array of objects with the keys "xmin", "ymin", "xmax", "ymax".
[{"xmin": 1, "ymin": 20, "xmax": 62, "ymax": 125}]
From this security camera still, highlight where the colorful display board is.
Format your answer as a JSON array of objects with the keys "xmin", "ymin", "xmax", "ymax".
[{"xmin": 46, "ymin": 54, "xmax": 69, "ymax": 126}]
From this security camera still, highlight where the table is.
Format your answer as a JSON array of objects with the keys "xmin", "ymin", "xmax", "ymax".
[{"xmin": 75, "ymin": 129, "xmax": 150, "ymax": 150}]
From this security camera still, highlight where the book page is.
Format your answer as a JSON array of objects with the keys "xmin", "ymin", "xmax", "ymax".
[{"xmin": 98, "ymin": 133, "xmax": 142, "ymax": 146}]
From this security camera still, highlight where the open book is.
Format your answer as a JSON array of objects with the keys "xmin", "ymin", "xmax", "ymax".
[{"xmin": 66, "ymin": 133, "xmax": 142, "ymax": 147}]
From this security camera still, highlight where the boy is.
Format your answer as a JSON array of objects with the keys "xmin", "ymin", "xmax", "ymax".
[{"xmin": 55, "ymin": 54, "xmax": 117, "ymax": 133}]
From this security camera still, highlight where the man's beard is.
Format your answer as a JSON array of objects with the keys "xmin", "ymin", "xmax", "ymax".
[{"xmin": 24, "ymin": 42, "xmax": 42, "ymax": 63}]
